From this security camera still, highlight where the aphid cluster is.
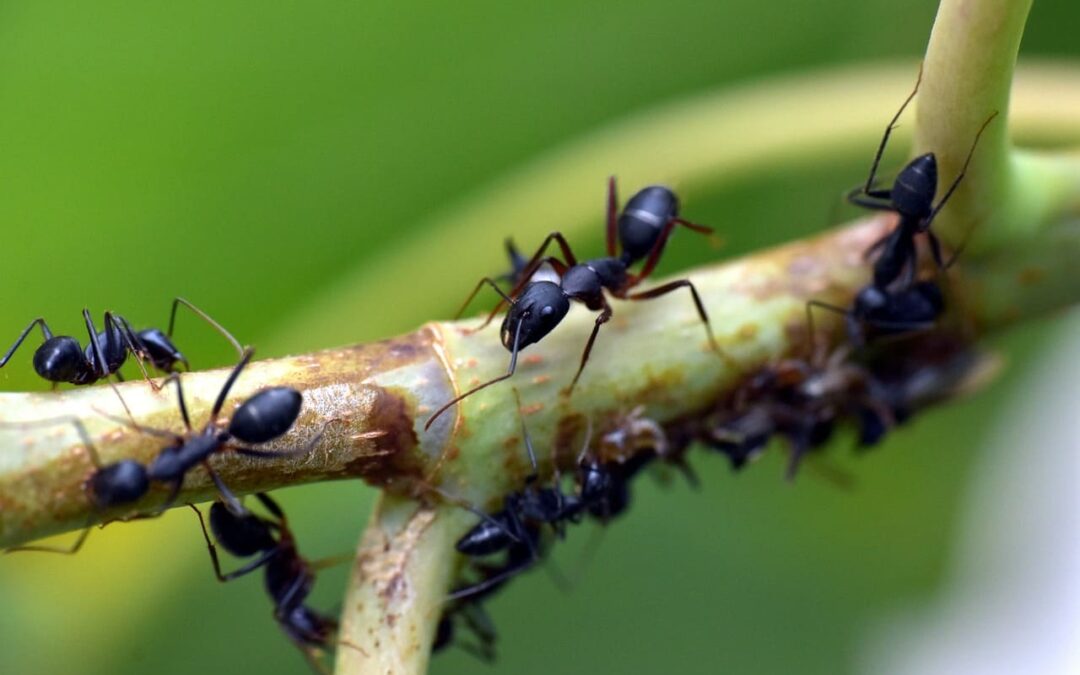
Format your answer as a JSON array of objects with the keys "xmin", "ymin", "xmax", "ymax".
[{"xmin": 1, "ymin": 69, "xmax": 997, "ymax": 670}]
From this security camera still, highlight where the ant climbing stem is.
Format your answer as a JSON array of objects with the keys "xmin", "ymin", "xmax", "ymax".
[{"xmin": 848, "ymin": 65, "xmax": 999, "ymax": 288}]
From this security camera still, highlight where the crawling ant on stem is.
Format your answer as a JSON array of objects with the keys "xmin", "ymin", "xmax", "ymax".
[
  {"xmin": 809, "ymin": 77, "xmax": 998, "ymax": 346},
  {"xmin": 0, "ymin": 298, "xmax": 241, "ymax": 390},
  {"xmin": 5, "ymin": 349, "xmax": 330, "ymax": 554},
  {"xmin": 425, "ymin": 178, "xmax": 724, "ymax": 431},
  {"xmin": 189, "ymin": 493, "xmax": 353, "ymax": 673},
  {"xmin": 846, "ymin": 68, "xmax": 996, "ymax": 287}
]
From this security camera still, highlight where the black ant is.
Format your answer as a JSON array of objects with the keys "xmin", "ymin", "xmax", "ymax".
[
  {"xmin": 425, "ymin": 177, "xmax": 720, "ymax": 430},
  {"xmin": 448, "ymin": 392, "xmax": 588, "ymax": 600},
  {"xmin": 0, "ymin": 298, "xmax": 241, "ymax": 389},
  {"xmin": 189, "ymin": 493, "xmax": 346, "ymax": 673},
  {"xmin": 114, "ymin": 347, "xmax": 332, "ymax": 512},
  {"xmin": 6, "ymin": 350, "xmax": 328, "ymax": 554},
  {"xmin": 810, "ymin": 95, "xmax": 997, "ymax": 348},
  {"xmin": 847, "ymin": 68, "xmax": 997, "ymax": 288}
]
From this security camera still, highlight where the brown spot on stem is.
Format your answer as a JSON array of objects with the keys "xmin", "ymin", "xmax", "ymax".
[{"xmin": 345, "ymin": 386, "xmax": 425, "ymax": 489}]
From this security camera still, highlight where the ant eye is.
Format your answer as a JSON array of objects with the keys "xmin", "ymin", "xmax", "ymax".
[{"xmin": 541, "ymin": 306, "xmax": 554, "ymax": 317}]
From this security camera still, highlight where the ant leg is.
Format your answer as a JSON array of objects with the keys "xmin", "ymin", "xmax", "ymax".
[
  {"xmin": 447, "ymin": 544, "xmax": 537, "ymax": 602},
  {"xmin": 499, "ymin": 231, "xmax": 581, "ymax": 304},
  {"xmin": 672, "ymin": 217, "xmax": 713, "ymax": 234},
  {"xmin": 5, "ymin": 518, "xmax": 94, "ymax": 555},
  {"xmin": 187, "ymin": 504, "xmax": 278, "ymax": 581},
  {"xmin": 858, "ymin": 64, "xmax": 923, "ymax": 196},
  {"xmin": 847, "ymin": 189, "xmax": 896, "ymax": 211},
  {"xmin": 105, "ymin": 312, "xmax": 160, "ymax": 390},
  {"xmin": 511, "ymin": 388, "xmax": 539, "ymax": 480},
  {"xmin": 307, "ymin": 552, "xmax": 355, "ymax": 571},
  {"xmin": 927, "ymin": 111, "xmax": 999, "ymax": 224},
  {"xmin": 627, "ymin": 219, "xmax": 677, "ymax": 284},
  {"xmin": 91, "ymin": 381, "xmax": 185, "ymax": 441},
  {"xmin": 82, "ymin": 309, "xmax": 111, "ymax": 381},
  {"xmin": 626, "ymin": 279, "xmax": 725, "ymax": 359},
  {"xmin": 208, "ymin": 348, "xmax": 256, "ymax": 424},
  {"xmin": 429, "ymin": 484, "xmax": 524, "ymax": 545},
  {"xmin": 423, "ymin": 318, "xmax": 526, "ymax": 432},
  {"xmin": 228, "ymin": 417, "xmax": 343, "ymax": 459},
  {"xmin": 205, "ymin": 464, "xmax": 246, "ymax": 516},
  {"xmin": 0, "ymin": 414, "xmax": 106, "ymax": 467},
  {"xmin": 162, "ymin": 373, "xmax": 195, "ymax": 431},
  {"xmin": 606, "ymin": 175, "xmax": 619, "ymax": 256},
  {"xmin": 168, "ymin": 297, "xmax": 244, "ymax": 357},
  {"xmin": 453, "ymin": 277, "xmax": 514, "ymax": 324},
  {"xmin": 0, "ymin": 318, "xmax": 53, "ymax": 368},
  {"xmin": 565, "ymin": 303, "xmax": 613, "ymax": 395},
  {"xmin": 254, "ymin": 492, "xmax": 287, "ymax": 521}
]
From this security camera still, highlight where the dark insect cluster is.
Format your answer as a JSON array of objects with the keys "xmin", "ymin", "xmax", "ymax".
[
  {"xmin": 428, "ymin": 74, "xmax": 997, "ymax": 663},
  {"xmin": 1, "ymin": 68, "xmax": 1000, "ymax": 673}
]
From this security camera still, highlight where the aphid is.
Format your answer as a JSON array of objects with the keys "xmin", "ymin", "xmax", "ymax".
[
  {"xmin": 426, "ymin": 178, "xmax": 720, "ymax": 430},
  {"xmin": 0, "ymin": 298, "xmax": 241, "ymax": 389},
  {"xmin": 705, "ymin": 345, "xmax": 893, "ymax": 480},
  {"xmin": 848, "ymin": 68, "xmax": 997, "ymax": 288},
  {"xmin": 190, "ymin": 494, "xmax": 343, "ymax": 674}
]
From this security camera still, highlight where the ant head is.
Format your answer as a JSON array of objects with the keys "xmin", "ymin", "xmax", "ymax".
[
  {"xmin": 892, "ymin": 153, "xmax": 938, "ymax": 220},
  {"xmin": 88, "ymin": 460, "xmax": 150, "ymax": 507},
  {"xmin": 32, "ymin": 336, "xmax": 85, "ymax": 382},
  {"xmin": 500, "ymin": 281, "xmax": 569, "ymax": 351},
  {"xmin": 208, "ymin": 501, "xmax": 277, "ymax": 557},
  {"xmin": 228, "ymin": 387, "xmax": 303, "ymax": 444},
  {"xmin": 136, "ymin": 328, "xmax": 187, "ymax": 371}
]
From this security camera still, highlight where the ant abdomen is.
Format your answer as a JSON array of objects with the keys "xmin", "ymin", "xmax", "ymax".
[
  {"xmin": 208, "ymin": 501, "xmax": 278, "ymax": 556},
  {"xmin": 32, "ymin": 337, "xmax": 84, "ymax": 382},
  {"xmin": 228, "ymin": 387, "xmax": 303, "ymax": 444},
  {"xmin": 618, "ymin": 185, "xmax": 679, "ymax": 262},
  {"xmin": 891, "ymin": 153, "xmax": 938, "ymax": 220}
]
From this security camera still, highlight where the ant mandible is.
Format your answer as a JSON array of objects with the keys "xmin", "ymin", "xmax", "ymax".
[
  {"xmin": 0, "ymin": 297, "xmax": 242, "ymax": 390},
  {"xmin": 425, "ymin": 178, "xmax": 721, "ymax": 430}
]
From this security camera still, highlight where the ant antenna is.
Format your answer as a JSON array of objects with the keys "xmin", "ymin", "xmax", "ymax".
[
  {"xmin": 167, "ymin": 297, "xmax": 245, "ymax": 358},
  {"xmin": 862, "ymin": 63, "xmax": 923, "ymax": 195},
  {"xmin": 424, "ymin": 318, "xmax": 526, "ymax": 431},
  {"xmin": 937, "ymin": 111, "xmax": 1000, "ymax": 268},
  {"xmin": 511, "ymin": 388, "xmax": 539, "ymax": 480}
]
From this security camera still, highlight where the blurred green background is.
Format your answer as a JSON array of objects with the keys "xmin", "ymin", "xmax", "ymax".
[{"xmin": 0, "ymin": 1, "xmax": 1076, "ymax": 673}]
